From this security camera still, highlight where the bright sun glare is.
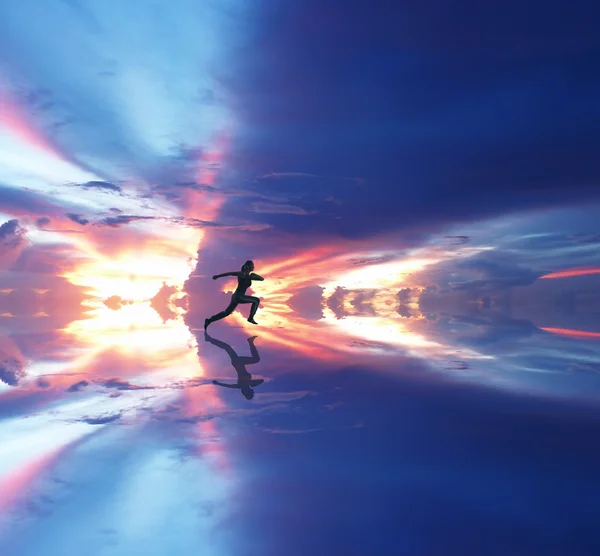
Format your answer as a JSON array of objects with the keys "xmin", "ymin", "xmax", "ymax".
[
  {"xmin": 57, "ymin": 226, "xmax": 203, "ymax": 362},
  {"xmin": 63, "ymin": 251, "xmax": 196, "ymax": 302}
]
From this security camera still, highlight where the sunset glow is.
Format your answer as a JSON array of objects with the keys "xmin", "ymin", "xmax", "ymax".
[
  {"xmin": 63, "ymin": 250, "xmax": 196, "ymax": 301},
  {"xmin": 218, "ymin": 246, "xmax": 489, "ymax": 367},
  {"xmin": 541, "ymin": 327, "xmax": 600, "ymax": 340},
  {"xmin": 540, "ymin": 267, "xmax": 600, "ymax": 279}
]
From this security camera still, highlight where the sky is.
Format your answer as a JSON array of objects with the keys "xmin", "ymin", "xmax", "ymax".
[{"xmin": 1, "ymin": 1, "xmax": 600, "ymax": 555}]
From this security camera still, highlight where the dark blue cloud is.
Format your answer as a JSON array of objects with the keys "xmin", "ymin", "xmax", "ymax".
[
  {"xmin": 100, "ymin": 378, "xmax": 153, "ymax": 391},
  {"xmin": 215, "ymin": 0, "xmax": 600, "ymax": 240},
  {"xmin": 0, "ymin": 184, "xmax": 64, "ymax": 218},
  {"xmin": 0, "ymin": 355, "xmax": 24, "ymax": 386},
  {"xmin": 97, "ymin": 214, "xmax": 155, "ymax": 227},
  {"xmin": 448, "ymin": 257, "xmax": 540, "ymax": 291},
  {"xmin": 79, "ymin": 413, "xmax": 121, "ymax": 425},
  {"xmin": 65, "ymin": 213, "xmax": 89, "ymax": 226},
  {"xmin": 79, "ymin": 181, "xmax": 121, "ymax": 193},
  {"xmin": 0, "ymin": 219, "xmax": 25, "ymax": 257},
  {"xmin": 35, "ymin": 216, "xmax": 51, "ymax": 228},
  {"xmin": 66, "ymin": 379, "xmax": 89, "ymax": 392}
]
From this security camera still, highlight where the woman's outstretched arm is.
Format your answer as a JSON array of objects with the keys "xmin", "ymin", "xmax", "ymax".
[
  {"xmin": 212, "ymin": 380, "xmax": 240, "ymax": 389},
  {"xmin": 249, "ymin": 273, "xmax": 264, "ymax": 281},
  {"xmin": 213, "ymin": 271, "xmax": 242, "ymax": 280}
]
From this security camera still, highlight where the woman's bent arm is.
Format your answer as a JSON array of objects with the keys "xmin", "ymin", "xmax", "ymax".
[{"xmin": 213, "ymin": 271, "xmax": 242, "ymax": 279}]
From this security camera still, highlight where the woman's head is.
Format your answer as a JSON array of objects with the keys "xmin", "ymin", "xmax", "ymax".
[
  {"xmin": 241, "ymin": 260, "xmax": 254, "ymax": 273},
  {"xmin": 241, "ymin": 385, "xmax": 255, "ymax": 400}
]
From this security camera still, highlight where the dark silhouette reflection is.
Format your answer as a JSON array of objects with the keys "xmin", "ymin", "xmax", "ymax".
[{"xmin": 204, "ymin": 332, "xmax": 264, "ymax": 399}]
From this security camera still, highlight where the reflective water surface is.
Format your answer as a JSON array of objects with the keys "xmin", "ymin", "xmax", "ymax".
[{"xmin": 1, "ymin": 221, "xmax": 600, "ymax": 555}]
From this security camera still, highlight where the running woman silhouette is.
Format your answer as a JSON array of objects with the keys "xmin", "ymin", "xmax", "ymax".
[
  {"xmin": 204, "ymin": 260, "xmax": 263, "ymax": 330},
  {"xmin": 205, "ymin": 332, "xmax": 264, "ymax": 400}
]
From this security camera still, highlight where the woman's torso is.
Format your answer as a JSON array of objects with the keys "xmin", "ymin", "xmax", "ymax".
[{"xmin": 234, "ymin": 273, "xmax": 251, "ymax": 296}]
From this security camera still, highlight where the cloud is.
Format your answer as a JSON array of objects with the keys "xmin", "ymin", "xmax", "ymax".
[
  {"xmin": 256, "ymin": 172, "xmax": 318, "ymax": 180},
  {"xmin": 0, "ymin": 355, "xmax": 25, "ymax": 386},
  {"xmin": 446, "ymin": 314, "xmax": 538, "ymax": 346},
  {"xmin": 182, "ymin": 218, "xmax": 271, "ymax": 231},
  {"xmin": 0, "ymin": 219, "xmax": 26, "ymax": 269},
  {"xmin": 567, "ymin": 361, "xmax": 600, "ymax": 375},
  {"xmin": 448, "ymin": 278, "xmax": 532, "ymax": 292},
  {"xmin": 100, "ymin": 378, "xmax": 153, "ymax": 391},
  {"xmin": 263, "ymin": 423, "xmax": 364, "ymax": 435},
  {"xmin": 78, "ymin": 181, "xmax": 121, "ymax": 193},
  {"xmin": 0, "ymin": 184, "xmax": 97, "ymax": 225},
  {"xmin": 397, "ymin": 288, "xmax": 416, "ymax": 303},
  {"xmin": 66, "ymin": 380, "xmax": 89, "ymax": 392},
  {"xmin": 426, "ymin": 252, "xmax": 541, "ymax": 294},
  {"xmin": 34, "ymin": 216, "xmax": 84, "ymax": 234},
  {"xmin": 540, "ymin": 267, "xmax": 600, "ymax": 280},
  {"xmin": 175, "ymin": 414, "xmax": 215, "ymax": 424},
  {"xmin": 0, "ymin": 219, "xmax": 25, "ymax": 248},
  {"xmin": 92, "ymin": 213, "xmax": 270, "ymax": 232},
  {"xmin": 103, "ymin": 295, "xmax": 134, "ymax": 310},
  {"xmin": 286, "ymin": 285, "xmax": 325, "ymax": 320},
  {"xmin": 97, "ymin": 215, "xmax": 156, "ymax": 227},
  {"xmin": 173, "ymin": 295, "xmax": 188, "ymax": 310},
  {"xmin": 251, "ymin": 202, "xmax": 314, "ymax": 215},
  {"xmin": 0, "ymin": 253, "xmax": 90, "ymax": 335},
  {"xmin": 567, "ymin": 233, "xmax": 600, "ymax": 245},
  {"xmin": 10, "ymin": 243, "xmax": 84, "ymax": 275},
  {"xmin": 347, "ymin": 339, "xmax": 387, "ymax": 350},
  {"xmin": 0, "ymin": 219, "xmax": 26, "ymax": 272},
  {"xmin": 326, "ymin": 287, "xmax": 347, "ymax": 320},
  {"xmin": 445, "ymin": 236, "xmax": 470, "ymax": 246},
  {"xmin": 35, "ymin": 216, "xmax": 51, "ymax": 228},
  {"xmin": 150, "ymin": 283, "xmax": 179, "ymax": 323},
  {"xmin": 79, "ymin": 413, "xmax": 122, "ymax": 425},
  {"xmin": 103, "ymin": 295, "xmax": 122, "ymax": 310},
  {"xmin": 65, "ymin": 213, "xmax": 89, "ymax": 225},
  {"xmin": 349, "ymin": 256, "xmax": 391, "ymax": 266},
  {"xmin": 36, "ymin": 377, "xmax": 51, "ymax": 388},
  {"xmin": 167, "ymin": 377, "xmax": 213, "ymax": 390},
  {"xmin": 448, "ymin": 258, "xmax": 539, "ymax": 292},
  {"xmin": 255, "ymin": 172, "xmax": 363, "ymax": 185}
]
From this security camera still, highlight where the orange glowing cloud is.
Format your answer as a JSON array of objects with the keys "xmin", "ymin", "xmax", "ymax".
[
  {"xmin": 260, "ymin": 242, "xmax": 348, "ymax": 279},
  {"xmin": 251, "ymin": 239, "xmax": 441, "ymax": 317},
  {"xmin": 540, "ymin": 267, "xmax": 600, "ymax": 279},
  {"xmin": 183, "ymin": 131, "xmax": 231, "ymax": 223},
  {"xmin": 197, "ymin": 132, "xmax": 229, "ymax": 188},
  {"xmin": 541, "ymin": 327, "xmax": 600, "ymax": 340}
]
